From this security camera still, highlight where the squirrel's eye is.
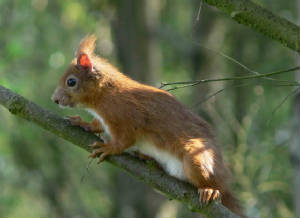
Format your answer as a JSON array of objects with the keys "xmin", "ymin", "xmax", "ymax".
[{"xmin": 67, "ymin": 78, "xmax": 77, "ymax": 87}]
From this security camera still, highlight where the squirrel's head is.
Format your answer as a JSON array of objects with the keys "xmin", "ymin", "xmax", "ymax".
[{"xmin": 52, "ymin": 35, "xmax": 116, "ymax": 108}]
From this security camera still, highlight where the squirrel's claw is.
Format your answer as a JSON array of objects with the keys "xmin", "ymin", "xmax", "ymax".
[
  {"xmin": 97, "ymin": 152, "xmax": 109, "ymax": 164},
  {"xmin": 89, "ymin": 141, "xmax": 111, "ymax": 164},
  {"xmin": 89, "ymin": 141, "xmax": 103, "ymax": 149},
  {"xmin": 198, "ymin": 188, "xmax": 221, "ymax": 204}
]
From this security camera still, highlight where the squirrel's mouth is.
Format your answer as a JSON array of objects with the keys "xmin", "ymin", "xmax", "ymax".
[
  {"xmin": 58, "ymin": 102, "xmax": 75, "ymax": 108},
  {"xmin": 56, "ymin": 99, "xmax": 76, "ymax": 108},
  {"xmin": 52, "ymin": 87, "xmax": 76, "ymax": 108}
]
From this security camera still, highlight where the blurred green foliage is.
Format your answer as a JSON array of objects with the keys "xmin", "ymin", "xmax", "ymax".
[{"xmin": 0, "ymin": 0, "xmax": 299, "ymax": 217}]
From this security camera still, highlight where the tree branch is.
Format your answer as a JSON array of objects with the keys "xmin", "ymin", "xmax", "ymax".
[
  {"xmin": 202, "ymin": 0, "xmax": 300, "ymax": 53},
  {"xmin": 0, "ymin": 85, "xmax": 241, "ymax": 218}
]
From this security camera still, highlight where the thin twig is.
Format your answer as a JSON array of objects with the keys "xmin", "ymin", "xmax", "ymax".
[
  {"xmin": 157, "ymin": 26, "xmax": 298, "ymax": 86},
  {"xmin": 80, "ymin": 158, "xmax": 95, "ymax": 184},
  {"xmin": 191, "ymin": 82, "xmax": 253, "ymax": 108},
  {"xmin": 160, "ymin": 66, "xmax": 300, "ymax": 90},
  {"xmin": 191, "ymin": 41, "xmax": 297, "ymax": 84},
  {"xmin": 267, "ymin": 87, "xmax": 300, "ymax": 125},
  {"xmin": 194, "ymin": 42, "xmax": 261, "ymax": 75},
  {"xmin": 196, "ymin": 0, "xmax": 203, "ymax": 22}
]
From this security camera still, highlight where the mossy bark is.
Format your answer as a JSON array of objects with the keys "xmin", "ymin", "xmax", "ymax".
[{"xmin": 203, "ymin": 0, "xmax": 300, "ymax": 53}]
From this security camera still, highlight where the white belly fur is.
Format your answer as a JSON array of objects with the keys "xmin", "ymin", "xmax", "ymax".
[
  {"xmin": 128, "ymin": 141, "xmax": 187, "ymax": 181},
  {"xmin": 86, "ymin": 108, "xmax": 111, "ymax": 141},
  {"xmin": 86, "ymin": 109, "xmax": 186, "ymax": 181}
]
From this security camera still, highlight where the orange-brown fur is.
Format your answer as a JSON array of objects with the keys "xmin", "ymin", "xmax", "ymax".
[{"xmin": 52, "ymin": 35, "xmax": 244, "ymax": 216}]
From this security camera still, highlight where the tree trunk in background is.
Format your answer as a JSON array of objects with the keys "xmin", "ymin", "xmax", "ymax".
[
  {"xmin": 291, "ymin": 80, "xmax": 300, "ymax": 217},
  {"xmin": 10, "ymin": 131, "xmax": 69, "ymax": 217},
  {"xmin": 112, "ymin": 0, "xmax": 161, "ymax": 85},
  {"xmin": 232, "ymin": 36, "xmax": 248, "ymax": 124},
  {"xmin": 190, "ymin": 1, "xmax": 209, "ymax": 110},
  {"xmin": 293, "ymin": 3, "xmax": 300, "ymax": 215},
  {"xmin": 291, "ymin": 94, "xmax": 300, "ymax": 217},
  {"xmin": 110, "ymin": 1, "xmax": 163, "ymax": 217},
  {"xmin": 190, "ymin": 2, "xmax": 221, "ymax": 121}
]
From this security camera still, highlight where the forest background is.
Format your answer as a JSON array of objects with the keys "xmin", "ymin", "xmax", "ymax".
[{"xmin": 0, "ymin": 0, "xmax": 299, "ymax": 217}]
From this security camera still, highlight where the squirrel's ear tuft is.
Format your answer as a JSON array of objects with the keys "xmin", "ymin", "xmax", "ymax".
[
  {"xmin": 76, "ymin": 34, "xmax": 96, "ymax": 57},
  {"xmin": 77, "ymin": 53, "xmax": 92, "ymax": 70}
]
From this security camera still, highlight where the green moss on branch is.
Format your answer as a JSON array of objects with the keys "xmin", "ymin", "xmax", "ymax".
[{"xmin": 203, "ymin": 0, "xmax": 300, "ymax": 52}]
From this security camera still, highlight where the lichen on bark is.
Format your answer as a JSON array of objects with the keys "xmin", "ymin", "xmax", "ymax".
[{"xmin": 203, "ymin": 0, "xmax": 300, "ymax": 53}]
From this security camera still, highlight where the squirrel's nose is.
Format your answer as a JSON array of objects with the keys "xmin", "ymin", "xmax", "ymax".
[{"xmin": 51, "ymin": 95, "xmax": 59, "ymax": 104}]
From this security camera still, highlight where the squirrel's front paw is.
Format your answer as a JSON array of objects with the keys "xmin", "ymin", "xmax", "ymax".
[
  {"xmin": 89, "ymin": 141, "xmax": 112, "ymax": 164},
  {"xmin": 67, "ymin": 116, "xmax": 90, "ymax": 130},
  {"xmin": 67, "ymin": 116, "xmax": 103, "ymax": 133}
]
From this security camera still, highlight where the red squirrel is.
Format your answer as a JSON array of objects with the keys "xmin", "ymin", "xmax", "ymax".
[{"xmin": 52, "ymin": 35, "xmax": 243, "ymax": 216}]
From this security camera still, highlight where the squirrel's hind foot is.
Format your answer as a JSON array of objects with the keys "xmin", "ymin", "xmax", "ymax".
[{"xmin": 198, "ymin": 188, "xmax": 221, "ymax": 204}]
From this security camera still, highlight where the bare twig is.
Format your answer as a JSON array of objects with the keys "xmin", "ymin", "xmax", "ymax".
[
  {"xmin": 156, "ymin": 26, "xmax": 298, "ymax": 86},
  {"xmin": 80, "ymin": 158, "xmax": 95, "ymax": 184},
  {"xmin": 196, "ymin": 0, "xmax": 203, "ymax": 22},
  {"xmin": 267, "ymin": 87, "xmax": 300, "ymax": 125},
  {"xmin": 191, "ymin": 41, "xmax": 299, "ymax": 85},
  {"xmin": 160, "ymin": 66, "xmax": 300, "ymax": 90},
  {"xmin": 191, "ymin": 82, "xmax": 253, "ymax": 108}
]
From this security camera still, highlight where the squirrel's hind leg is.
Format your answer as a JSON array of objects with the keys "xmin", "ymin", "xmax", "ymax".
[
  {"xmin": 182, "ymin": 142, "xmax": 226, "ymax": 204},
  {"xmin": 182, "ymin": 142, "xmax": 244, "ymax": 216}
]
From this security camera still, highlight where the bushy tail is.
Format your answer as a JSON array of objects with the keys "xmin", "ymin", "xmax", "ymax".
[{"xmin": 222, "ymin": 191, "xmax": 246, "ymax": 218}]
